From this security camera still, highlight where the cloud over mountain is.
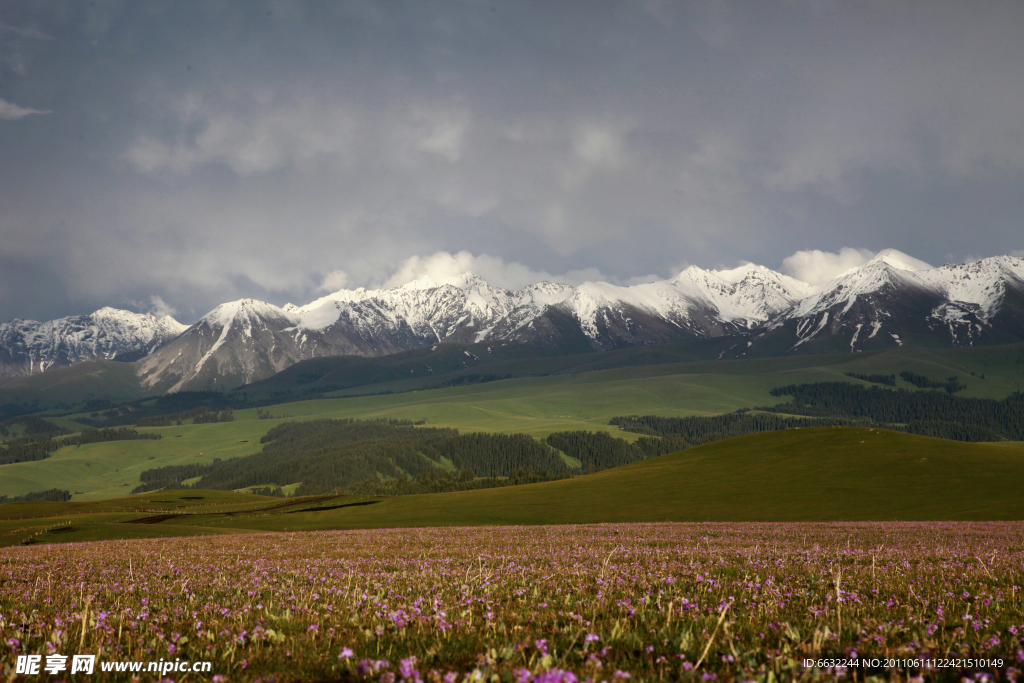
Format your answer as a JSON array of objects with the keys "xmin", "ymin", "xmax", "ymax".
[
  {"xmin": 1, "ymin": 2, "xmax": 1022, "ymax": 323},
  {"xmin": 781, "ymin": 248, "xmax": 876, "ymax": 286},
  {"xmin": 0, "ymin": 97, "xmax": 50, "ymax": 120}
]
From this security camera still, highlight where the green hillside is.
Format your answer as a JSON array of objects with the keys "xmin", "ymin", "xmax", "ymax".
[
  {"xmin": 6, "ymin": 427, "xmax": 1024, "ymax": 548},
  {"xmin": 2, "ymin": 343, "xmax": 1022, "ymax": 501},
  {"xmin": 226, "ymin": 427, "xmax": 1024, "ymax": 526},
  {"xmin": 0, "ymin": 360, "xmax": 144, "ymax": 417},
  {"xmin": 6, "ymin": 340, "xmax": 1022, "ymax": 418}
]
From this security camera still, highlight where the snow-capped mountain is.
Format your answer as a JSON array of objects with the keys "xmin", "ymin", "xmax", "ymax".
[
  {"xmin": 751, "ymin": 250, "xmax": 1024, "ymax": 355},
  {"xmin": 134, "ymin": 299, "xmax": 302, "ymax": 393},
  {"xmin": 6, "ymin": 250, "xmax": 1024, "ymax": 392},
  {"xmin": 135, "ymin": 264, "xmax": 817, "ymax": 391},
  {"xmin": 0, "ymin": 307, "xmax": 186, "ymax": 378}
]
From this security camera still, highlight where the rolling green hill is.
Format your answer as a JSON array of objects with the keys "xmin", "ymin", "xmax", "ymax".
[
  {"xmin": 2, "ymin": 342, "xmax": 1023, "ymax": 501},
  {"xmin": 6, "ymin": 427, "xmax": 1024, "ymax": 548},
  {"xmin": 222, "ymin": 426, "xmax": 1024, "ymax": 526},
  {"xmin": 0, "ymin": 360, "xmax": 144, "ymax": 418},
  {"xmin": 7, "ymin": 340, "xmax": 1022, "ymax": 418}
]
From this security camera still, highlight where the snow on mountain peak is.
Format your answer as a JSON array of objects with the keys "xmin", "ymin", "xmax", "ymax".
[
  {"xmin": 0, "ymin": 307, "xmax": 188, "ymax": 377},
  {"xmin": 710, "ymin": 262, "xmax": 760, "ymax": 284},
  {"xmin": 398, "ymin": 275, "xmax": 444, "ymax": 291},
  {"xmin": 89, "ymin": 306, "xmax": 188, "ymax": 334},
  {"xmin": 394, "ymin": 271, "xmax": 495, "ymax": 292},
  {"xmin": 159, "ymin": 316, "xmax": 189, "ymax": 333},
  {"xmin": 200, "ymin": 298, "xmax": 296, "ymax": 328},
  {"xmin": 868, "ymin": 249, "xmax": 934, "ymax": 272},
  {"xmin": 793, "ymin": 249, "xmax": 945, "ymax": 318},
  {"xmin": 10, "ymin": 249, "xmax": 1024, "ymax": 388}
]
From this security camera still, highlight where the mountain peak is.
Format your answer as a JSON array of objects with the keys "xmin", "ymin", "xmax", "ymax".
[
  {"xmin": 868, "ymin": 249, "xmax": 933, "ymax": 272},
  {"xmin": 398, "ymin": 271, "xmax": 492, "ymax": 291},
  {"xmin": 88, "ymin": 306, "xmax": 188, "ymax": 333},
  {"xmin": 710, "ymin": 262, "xmax": 760, "ymax": 284},
  {"xmin": 200, "ymin": 298, "xmax": 294, "ymax": 328}
]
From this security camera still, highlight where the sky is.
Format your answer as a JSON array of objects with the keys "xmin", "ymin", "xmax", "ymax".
[{"xmin": 1, "ymin": 1, "xmax": 1022, "ymax": 324}]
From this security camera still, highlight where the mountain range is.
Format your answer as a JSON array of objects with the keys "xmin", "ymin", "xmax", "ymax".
[{"xmin": 3, "ymin": 249, "xmax": 1023, "ymax": 393}]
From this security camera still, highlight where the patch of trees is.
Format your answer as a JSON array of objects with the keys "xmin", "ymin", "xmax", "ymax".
[
  {"xmin": 248, "ymin": 486, "xmax": 285, "ymax": 497},
  {"xmin": 73, "ymin": 428, "xmax": 162, "ymax": 445},
  {"xmin": 0, "ymin": 428, "xmax": 161, "ymax": 465},
  {"xmin": 137, "ymin": 407, "xmax": 222, "ymax": 427},
  {"xmin": 899, "ymin": 371, "xmax": 966, "ymax": 393},
  {"xmin": 0, "ymin": 415, "xmax": 67, "ymax": 438},
  {"xmin": 608, "ymin": 413, "xmax": 861, "ymax": 447},
  {"xmin": 343, "ymin": 467, "xmax": 569, "ymax": 497},
  {"xmin": 0, "ymin": 488, "xmax": 72, "ymax": 503},
  {"xmin": 140, "ymin": 419, "xmax": 568, "ymax": 496},
  {"xmin": 422, "ymin": 373, "xmax": 513, "ymax": 390},
  {"xmin": 844, "ymin": 372, "xmax": 897, "ymax": 386},
  {"xmin": 75, "ymin": 391, "xmax": 248, "ymax": 428},
  {"xmin": 766, "ymin": 382, "xmax": 1024, "ymax": 441},
  {"xmin": 192, "ymin": 408, "xmax": 234, "ymax": 424},
  {"xmin": 0, "ymin": 400, "xmax": 42, "ymax": 422},
  {"xmin": 131, "ymin": 459, "xmax": 224, "ymax": 493},
  {"xmin": 545, "ymin": 430, "xmax": 691, "ymax": 473}
]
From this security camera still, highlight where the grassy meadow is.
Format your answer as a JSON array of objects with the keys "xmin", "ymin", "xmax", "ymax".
[
  {"xmin": 2, "ymin": 522, "xmax": 1022, "ymax": 681},
  {"xmin": 4, "ymin": 343, "xmax": 1023, "ymax": 503},
  {"xmin": 3, "ymin": 345, "xmax": 1024, "ymax": 681},
  {"xmin": 3, "ymin": 427, "xmax": 1024, "ymax": 549}
]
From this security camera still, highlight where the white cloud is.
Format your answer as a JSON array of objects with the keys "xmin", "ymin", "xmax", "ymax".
[
  {"xmin": 0, "ymin": 22, "xmax": 53, "ymax": 40},
  {"xmin": 573, "ymin": 124, "xmax": 624, "ymax": 167},
  {"xmin": 379, "ymin": 251, "xmax": 618, "ymax": 291},
  {"xmin": 318, "ymin": 270, "xmax": 350, "ymax": 292},
  {"xmin": 138, "ymin": 295, "xmax": 178, "ymax": 318},
  {"xmin": 781, "ymin": 247, "xmax": 875, "ymax": 285},
  {"xmin": 414, "ymin": 113, "xmax": 467, "ymax": 162},
  {"xmin": 623, "ymin": 273, "xmax": 663, "ymax": 286},
  {"xmin": 0, "ymin": 98, "xmax": 51, "ymax": 120},
  {"xmin": 1011, "ymin": 249, "xmax": 1024, "ymax": 259},
  {"xmin": 124, "ymin": 93, "xmax": 359, "ymax": 175}
]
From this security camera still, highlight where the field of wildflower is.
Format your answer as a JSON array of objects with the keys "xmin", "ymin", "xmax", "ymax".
[{"xmin": 2, "ymin": 522, "xmax": 1023, "ymax": 682}]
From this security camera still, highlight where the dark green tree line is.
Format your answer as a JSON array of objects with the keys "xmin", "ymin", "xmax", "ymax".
[
  {"xmin": 135, "ymin": 419, "xmax": 568, "ymax": 496},
  {"xmin": 1, "ymin": 428, "xmax": 160, "ymax": 465},
  {"xmin": 766, "ymin": 382, "xmax": 1024, "ymax": 441},
  {"xmin": 0, "ymin": 488, "xmax": 72, "ymax": 503},
  {"xmin": 608, "ymin": 413, "xmax": 861, "ymax": 444},
  {"xmin": 844, "ymin": 372, "xmax": 897, "ymax": 386},
  {"xmin": 544, "ymin": 430, "xmax": 690, "ymax": 473}
]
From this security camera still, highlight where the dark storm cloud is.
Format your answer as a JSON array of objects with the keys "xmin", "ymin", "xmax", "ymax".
[{"xmin": 0, "ymin": 0, "xmax": 1022, "ymax": 322}]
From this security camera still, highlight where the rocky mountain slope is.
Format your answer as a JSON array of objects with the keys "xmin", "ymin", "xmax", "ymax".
[
  {"xmin": 0, "ymin": 308, "xmax": 186, "ymax": 378},
  {"xmin": 743, "ymin": 250, "xmax": 1024, "ymax": 357},
  {"xmin": 134, "ymin": 264, "xmax": 815, "ymax": 392}
]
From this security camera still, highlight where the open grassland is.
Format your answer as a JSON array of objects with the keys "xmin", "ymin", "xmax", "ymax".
[
  {"xmin": 245, "ymin": 427, "xmax": 1024, "ymax": 529},
  {"xmin": 5, "ymin": 428, "xmax": 1024, "ymax": 549},
  {"xmin": 3, "ymin": 343, "xmax": 1023, "ymax": 501},
  {"xmin": 0, "ymin": 422, "xmax": 271, "ymax": 502},
  {"xmin": 2, "ymin": 523, "xmax": 1023, "ymax": 682},
  {"xmin": 261, "ymin": 342, "xmax": 1024, "ymax": 401},
  {"xmin": 0, "ymin": 490, "xmax": 282, "ymax": 548}
]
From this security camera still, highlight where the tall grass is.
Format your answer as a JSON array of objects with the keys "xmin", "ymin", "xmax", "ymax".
[{"xmin": 2, "ymin": 522, "xmax": 1023, "ymax": 681}]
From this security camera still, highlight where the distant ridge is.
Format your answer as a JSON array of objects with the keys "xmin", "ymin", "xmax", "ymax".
[
  {"xmin": 0, "ymin": 308, "xmax": 186, "ymax": 378},
  {"xmin": 4, "ymin": 250, "xmax": 1024, "ymax": 391}
]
